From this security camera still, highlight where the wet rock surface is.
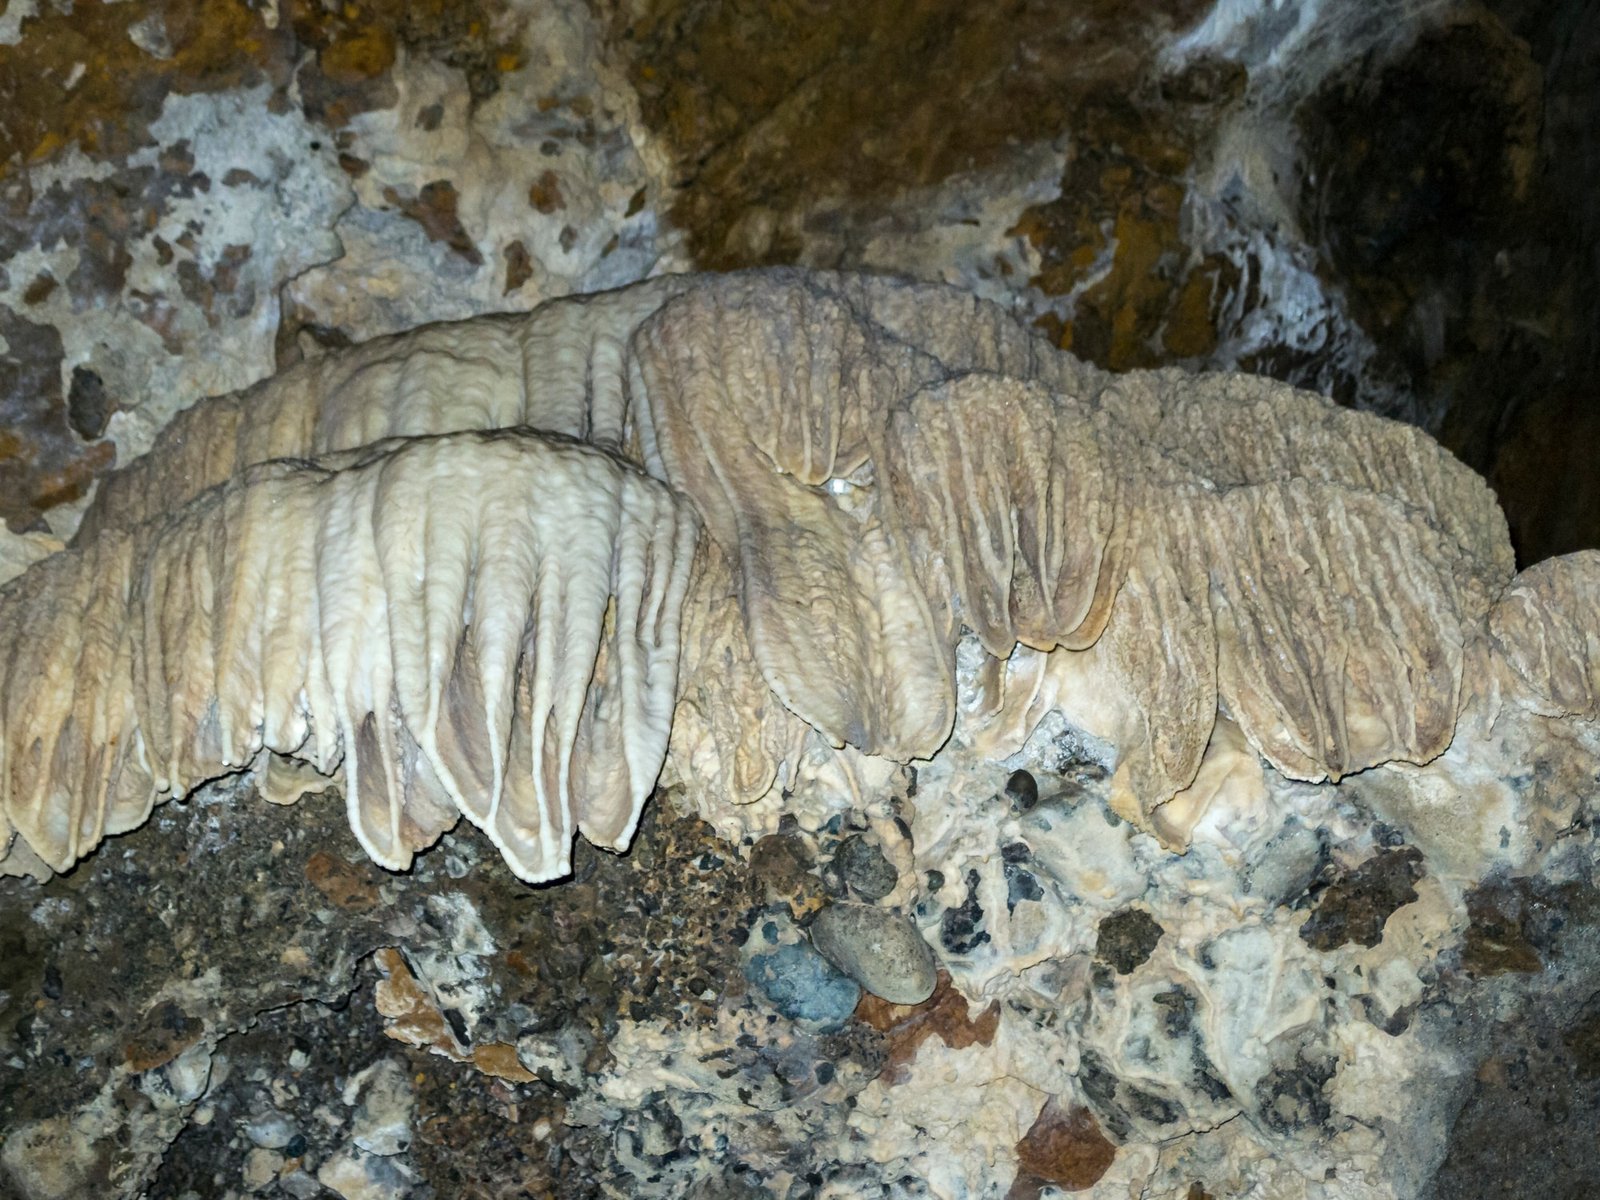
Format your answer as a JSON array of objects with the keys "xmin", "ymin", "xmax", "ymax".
[{"xmin": 1, "ymin": 0, "xmax": 1599, "ymax": 1195}]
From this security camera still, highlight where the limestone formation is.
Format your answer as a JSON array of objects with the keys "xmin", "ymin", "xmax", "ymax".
[
  {"xmin": 0, "ymin": 430, "xmax": 697, "ymax": 883},
  {"xmin": 0, "ymin": 267, "xmax": 1587, "ymax": 888}
]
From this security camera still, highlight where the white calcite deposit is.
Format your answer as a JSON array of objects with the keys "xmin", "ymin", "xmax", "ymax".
[{"xmin": 0, "ymin": 269, "xmax": 1594, "ymax": 1200}]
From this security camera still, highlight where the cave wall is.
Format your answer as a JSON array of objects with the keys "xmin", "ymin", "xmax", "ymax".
[{"xmin": 0, "ymin": 0, "xmax": 1594, "ymax": 560}]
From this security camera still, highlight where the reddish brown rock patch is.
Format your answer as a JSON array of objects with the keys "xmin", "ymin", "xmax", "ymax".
[
  {"xmin": 0, "ymin": 306, "xmax": 116, "ymax": 530},
  {"xmin": 304, "ymin": 850, "xmax": 381, "ymax": 913},
  {"xmin": 123, "ymin": 999, "xmax": 204, "ymax": 1072},
  {"xmin": 612, "ymin": 0, "xmax": 1209, "ymax": 267},
  {"xmin": 1012, "ymin": 84, "xmax": 1243, "ymax": 372},
  {"xmin": 372, "ymin": 947, "xmax": 536, "ymax": 1083},
  {"xmin": 1008, "ymin": 1098, "xmax": 1116, "ymax": 1196},
  {"xmin": 855, "ymin": 970, "xmax": 1000, "ymax": 1083},
  {"xmin": 384, "ymin": 179, "xmax": 483, "ymax": 265}
]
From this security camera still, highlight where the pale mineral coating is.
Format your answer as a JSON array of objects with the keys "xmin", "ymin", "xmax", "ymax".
[
  {"xmin": 1486, "ymin": 548, "xmax": 1600, "ymax": 719},
  {"xmin": 1, "ymin": 267, "xmax": 1587, "ymax": 889},
  {"xmin": 0, "ymin": 429, "xmax": 698, "ymax": 883}
]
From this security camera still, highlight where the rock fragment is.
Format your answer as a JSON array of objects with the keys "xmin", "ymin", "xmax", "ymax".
[{"xmin": 809, "ymin": 902, "xmax": 938, "ymax": 1005}]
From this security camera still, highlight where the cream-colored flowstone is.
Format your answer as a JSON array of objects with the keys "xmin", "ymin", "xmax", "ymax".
[{"xmin": 5, "ymin": 268, "xmax": 1580, "ymax": 882}]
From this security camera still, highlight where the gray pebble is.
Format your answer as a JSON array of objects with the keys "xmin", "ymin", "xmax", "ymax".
[
  {"xmin": 244, "ymin": 1108, "xmax": 297, "ymax": 1150},
  {"xmin": 810, "ymin": 903, "xmax": 938, "ymax": 1005},
  {"xmin": 834, "ymin": 835, "xmax": 898, "ymax": 900}
]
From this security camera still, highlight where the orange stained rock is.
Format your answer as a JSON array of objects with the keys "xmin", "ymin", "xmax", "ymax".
[
  {"xmin": 855, "ymin": 971, "xmax": 1001, "ymax": 1083},
  {"xmin": 1008, "ymin": 1098, "xmax": 1116, "ymax": 1196},
  {"xmin": 373, "ymin": 947, "xmax": 537, "ymax": 1084}
]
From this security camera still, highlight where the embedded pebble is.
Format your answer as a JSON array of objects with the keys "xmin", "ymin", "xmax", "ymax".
[
  {"xmin": 243, "ymin": 1147, "xmax": 284, "ymax": 1189},
  {"xmin": 1094, "ymin": 908, "xmax": 1164, "ymax": 974},
  {"xmin": 810, "ymin": 903, "xmax": 938, "ymax": 1005},
  {"xmin": 344, "ymin": 1059, "xmax": 413, "ymax": 1157},
  {"xmin": 744, "ymin": 941, "xmax": 861, "ymax": 1030},
  {"xmin": 163, "ymin": 1041, "xmax": 214, "ymax": 1104},
  {"xmin": 1005, "ymin": 768, "xmax": 1040, "ymax": 811},
  {"xmin": 834, "ymin": 835, "xmax": 897, "ymax": 900},
  {"xmin": 244, "ymin": 1109, "xmax": 296, "ymax": 1150}
]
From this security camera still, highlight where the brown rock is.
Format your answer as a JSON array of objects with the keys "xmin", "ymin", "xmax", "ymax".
[
  {"xmin": 372, "ymin": 947, "xmax": 536, "ymax": 1083},
  {"xmin": 503, "ymin": 239, "xmax": 534, "ymax": 294},
  {"xmin": 123, "ymin": 999, "xmax": 204, "ymax": 1072},
  {"xmin": 305, "ymin": 850, "xmax": 381, "ymax": 913},
  {"xmin": 1008, "ymin": 1098, "xmax": 1116, "ymax": 1196},
  {"xmin": 383, "ymin": 180, "xmax": 484, "ymax": 265},
  {"xmin": 855, "ymin": 970, "xmax": 1000, "ymax": 1082},
  {"xmin": 1299, "ymin": 847, "xmax": 1424, "ymax": 952},
  {"xmin": 528, "ymin": 170, "xmax": 565, "ymax": 214}
]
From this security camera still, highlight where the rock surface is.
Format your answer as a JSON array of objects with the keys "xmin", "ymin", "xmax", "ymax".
[
  {"xmin": 810, "ymin": 904, "xmax": 939, "ymax": 1007},
  {"xmin": 0, "ymin": 2, "xmax": 1597, "ymax": 1198}
]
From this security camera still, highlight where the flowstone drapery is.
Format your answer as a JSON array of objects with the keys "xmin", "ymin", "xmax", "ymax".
[{"xmin": 1, "ymin": 270, "xmax": 1595, "ymax": 1199}]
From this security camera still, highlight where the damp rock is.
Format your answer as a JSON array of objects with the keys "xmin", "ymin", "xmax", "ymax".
[
  {"xmin": 1299, "ymin": 847, "xmax": 1424, "ymax": 951},
  {"xmin": 834, "ymin": 834, "xmax": 897, "ymax": 900},
  {"xmin": 939, "ymin": 869, "xmax": 991, "ymax": 955},
  {"xmin": 810, "ymin": 903, "xmax": 938, "ymax": 1005},
  {"xmin": 1095, "ymin": 908, "xmax": 1164, "ymax": 974},
  {"xmin": 744, "ymin": 940, "xmax": 861, "ymax": 1030}
]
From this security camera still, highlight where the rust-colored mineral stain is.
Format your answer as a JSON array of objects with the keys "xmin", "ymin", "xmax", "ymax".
[
  {"xmin": 527, "ymin": 169, "xmax": 565, "ymax": 214},
  {"xmin": 1008, "ymin": 1099, "xmax": 1116, "ymax": 1196},
  {"xmin": 317, "ymin": 23, "xmax": 398, "ymax": 83},
  {"xmin": 123, "ymin": 999, "xmax": 204, "ymax": 1072},
  {"xmin": 305, "ymin": 849, "xmax": 381, "ymax": 912},
  {"xmin": 0, "ymin": 0, "xmax": 283, "ymax": 169},
  {"xmin": 0, "ymin": 306, "xmax": 118, "ymax": 530},
  {"xmin": 0, "ymin": 0, "xmax": 528, "ymax": 178},
  {"xmin": 1009, "ymin": 96, "xmax": 1236, "ymax": 372},
  {"xmin": 855, "ymin": 970, "xmax": 1000, "ymax": 1082},
  {"xmin": 21, "ymin": 275, "xmax": 58, "ymax": 306},
  {"xmin": 0, "ymin": 0, "xmax": 528, "ymax": 529},
  {"xmin": 373, "ymin": 947, "xmax": 536, "ymax": 1083},
  {"xmin": 502, "ymin": 239, "xmax": 534, "ymax": 294},
  {"xmin": 384, "ymin": 179, "xmax": 484, "ymax": 265},
  {"xmin": 613, "ymin": 0, "xmax": 1211, "ymax": 269}
]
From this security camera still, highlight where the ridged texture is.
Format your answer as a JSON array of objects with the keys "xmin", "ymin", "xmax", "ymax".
[
  {"xmin": 1487, "ymin": 550, "xmax": 1600, "ymax": 719},
  {"xmin": 631, "ymin": 272, "xmax": 1099, "ymax": 759},
  {"xmin": 874, "ymin": 371, "xmax": 1511, "ymax": 821},
  {"xmin": 5, "ymin": 267, "xmax": 1575, "ymax": 878},
  {"xmin": 0, "ymin": 430, "xmax": 698, "ymax": 882},
  {"xmin": 75, "ymin": 279, "xmax": 689, "ymax": 543}
]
